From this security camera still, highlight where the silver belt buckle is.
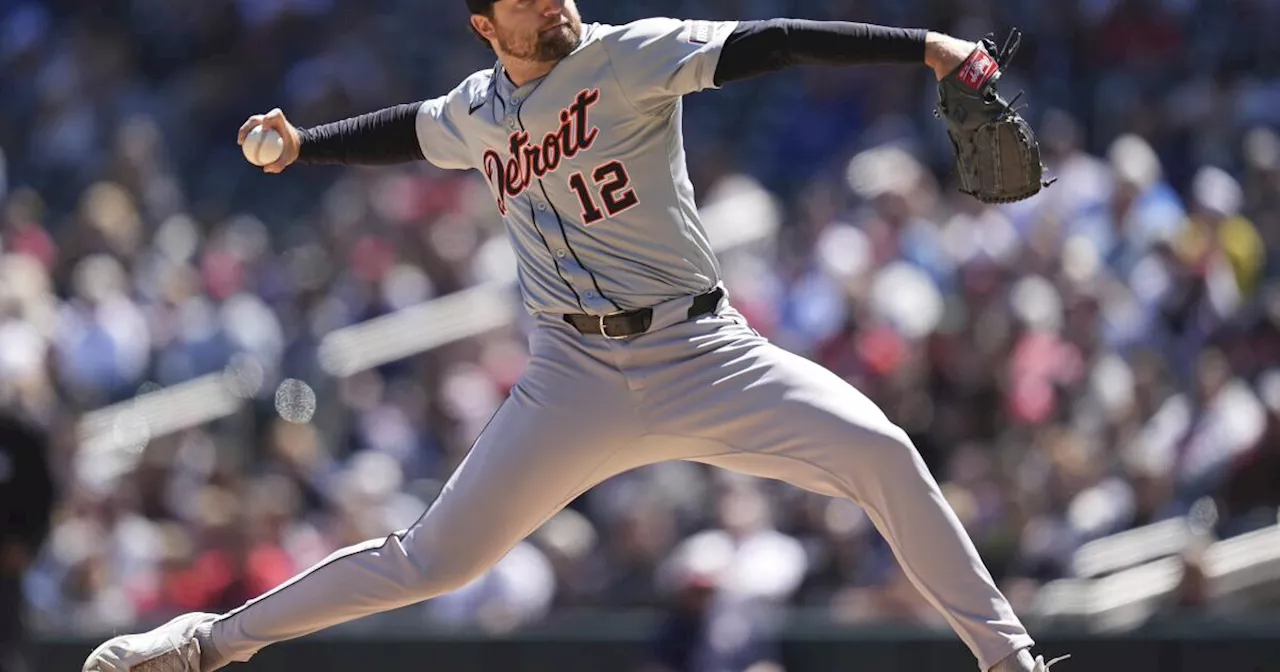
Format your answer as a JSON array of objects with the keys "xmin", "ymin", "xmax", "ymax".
[{"xmin": 599, "ymin": 312, "xmax": 629, "ymax": 340}]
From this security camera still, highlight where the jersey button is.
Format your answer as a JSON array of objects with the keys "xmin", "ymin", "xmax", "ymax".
[
  {"xmin": 585, "ymin": 291, "xmax": 597, "ymax": 299},
  {"xmin": 536, "ymin": 202, "xmax": 548, "ymax": 212},
  {"xmin": 555, "ymin": 249, "xmax": 566, "ymax": 258}
]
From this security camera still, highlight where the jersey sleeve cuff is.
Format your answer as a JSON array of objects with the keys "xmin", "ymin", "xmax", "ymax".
[{"xmin": 693, "ymin": 20, "xmax": 740, "ymax": 90}]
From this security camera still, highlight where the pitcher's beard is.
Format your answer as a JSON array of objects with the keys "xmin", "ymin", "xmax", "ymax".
[
  {"xmin": 499, "ymin": 22, "xmax": 581, "ymax": 62},
  {"xmin": 534, "ymin": 24, "xmax": 581, "ymax": 61}
]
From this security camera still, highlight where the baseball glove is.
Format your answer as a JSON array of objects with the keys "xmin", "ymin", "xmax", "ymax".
[{"xmin": 935, "ymin": 28, "xmax": 1054, "ymax": 204}]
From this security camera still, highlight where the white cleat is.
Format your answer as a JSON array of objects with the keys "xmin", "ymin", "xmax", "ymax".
[{"xmin": 82, "ymin": 612, "xmax": 219, "ymax": 672}]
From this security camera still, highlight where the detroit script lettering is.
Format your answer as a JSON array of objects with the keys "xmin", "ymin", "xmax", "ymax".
[{"xmin": 483, "ymin": 89, "xmax": 601, "ymax": 215}]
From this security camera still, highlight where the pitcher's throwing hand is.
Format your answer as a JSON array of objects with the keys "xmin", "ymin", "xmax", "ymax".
[{"xmin": 237, "ymin": 108, "xmax": 301, "ymax": 174}]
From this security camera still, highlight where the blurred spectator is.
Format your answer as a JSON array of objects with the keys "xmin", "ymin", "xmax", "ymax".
[
  {"xmin": 641, "ymin": 569, "xmax": 784, "ymax": 672},
  {"xmin": 425, "ymin": 541, "xmax": 556, "ymax": 633},
  {"xmin": 644, "ymin": 480, "xmax": 794, "ymax": 672},
  {"xmin": 0, "ymin": 413, "xmax": 55, "ymax": 672}
]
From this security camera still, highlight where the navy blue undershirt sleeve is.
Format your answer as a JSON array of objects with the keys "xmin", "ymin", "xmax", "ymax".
[
  {"xmin": 296, "ymin": 102, "xmax": 424, "ymax": 165},
  {"xmin": 714, "ymin": 19, "xmax": 928, "ymax": 86}
]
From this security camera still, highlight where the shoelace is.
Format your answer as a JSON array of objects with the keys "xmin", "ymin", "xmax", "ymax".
[
  {"xmin": 162, "ymin": 631, "xmax": 192, "ymax": 672},
  {"xmin": 1043, "ymin": 654, "xmax": 1072, "ymax": 669}
]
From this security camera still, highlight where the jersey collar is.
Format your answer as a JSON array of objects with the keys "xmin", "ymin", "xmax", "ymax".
[{"xmin": 473, "ymin": 23, "xmax": 601, "ymax": 113}]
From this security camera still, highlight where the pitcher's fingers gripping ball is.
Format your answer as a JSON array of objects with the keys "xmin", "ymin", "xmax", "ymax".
[
  {"xmin": 241, "ymin": 125, "xmax": 284, "ymax": 166},
  {"xmin": 237, "ymin": 107, "xmax": 301, "ymax": 173}
]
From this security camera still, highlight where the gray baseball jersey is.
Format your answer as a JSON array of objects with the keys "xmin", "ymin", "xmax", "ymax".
[
  {"xmin": 415, "ymin": 18, "xmax": 738, "ymax": 315},
  {"xmin": 172, "ymin": 17, "xmax": 1038, "ymax": 672}
]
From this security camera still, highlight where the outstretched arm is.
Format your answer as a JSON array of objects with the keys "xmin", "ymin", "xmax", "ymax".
[{"xmin": 713, "ymin": 19, "xmax": 978, "ymax": 85}]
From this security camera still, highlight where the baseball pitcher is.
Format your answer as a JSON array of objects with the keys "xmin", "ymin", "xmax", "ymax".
[{"xmin": 83, "ymin": 2, "xmax": 1063, "ymax": 671}]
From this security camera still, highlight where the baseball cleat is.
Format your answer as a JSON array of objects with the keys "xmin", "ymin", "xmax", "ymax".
[{"xmin": 82, "ymin": 612, "xmax": 218, "ymax": 672}]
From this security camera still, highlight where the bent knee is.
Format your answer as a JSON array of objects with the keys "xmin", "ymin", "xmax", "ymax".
[
  {"xmin": 404, "ymin": 563, "xmax": 485, "ymax": 598},
  {"xmin": 865, "ymin": 425, "xmax": 925, "ymax": 467},
  {"xmin": 397, "ymin": 534, "xmax": 499, "ymax": 599},
  {"xmin": 784, "ymin": 424, "xmax": 934, "ymax": 505},
  {"xmin": 832, "ymin": 422, "xmax": 931, "ymax": 486}
]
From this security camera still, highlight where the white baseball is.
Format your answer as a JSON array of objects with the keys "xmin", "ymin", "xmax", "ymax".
[{"xmin": 243, "ymin": 125, "xmax": 285, "ymax": 166}]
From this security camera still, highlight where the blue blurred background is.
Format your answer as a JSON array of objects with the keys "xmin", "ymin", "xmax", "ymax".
[{"xmin": 2, "ymin": 1, "xmax": 1280, "ymax": 671}]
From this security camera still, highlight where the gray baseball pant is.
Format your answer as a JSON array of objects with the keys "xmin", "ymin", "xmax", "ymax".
[{"xmin": 202, "ymin": 292, "xmax": 1034, "ymax": 671}]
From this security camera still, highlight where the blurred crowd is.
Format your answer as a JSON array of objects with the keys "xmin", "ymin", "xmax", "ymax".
[{"xmin": 2, "ymin": 0, "xmax": 1280, "ymax": 659}]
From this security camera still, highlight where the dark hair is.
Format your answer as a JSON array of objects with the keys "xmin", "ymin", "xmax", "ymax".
[{"xmin": 468, "ymin": 0, "xmax": 495, "ymax": 48}]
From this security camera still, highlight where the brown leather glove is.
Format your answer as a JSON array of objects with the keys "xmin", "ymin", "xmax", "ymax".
[{"xmin": 935, "ymin": 29, "xmax": 1055, "ymax": 204}]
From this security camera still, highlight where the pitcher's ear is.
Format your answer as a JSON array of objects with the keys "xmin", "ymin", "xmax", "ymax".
[{"xmin": 470, "ymin": 14, "xmax": 497, "ymax": 47}]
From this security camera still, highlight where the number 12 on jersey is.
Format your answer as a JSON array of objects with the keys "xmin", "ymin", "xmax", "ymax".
[{"xmin": 568, "ymin": 160, "xmax": 639, "ymax": 225}]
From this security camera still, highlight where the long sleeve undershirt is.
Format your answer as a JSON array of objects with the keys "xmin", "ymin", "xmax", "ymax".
[
  {"xmin": 714, "ymin": 19, "xmax": 928, "ymax": 85},
  {"xmin": 296, "ymin": 103, "xmax": 423, "ymax": 165}
]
